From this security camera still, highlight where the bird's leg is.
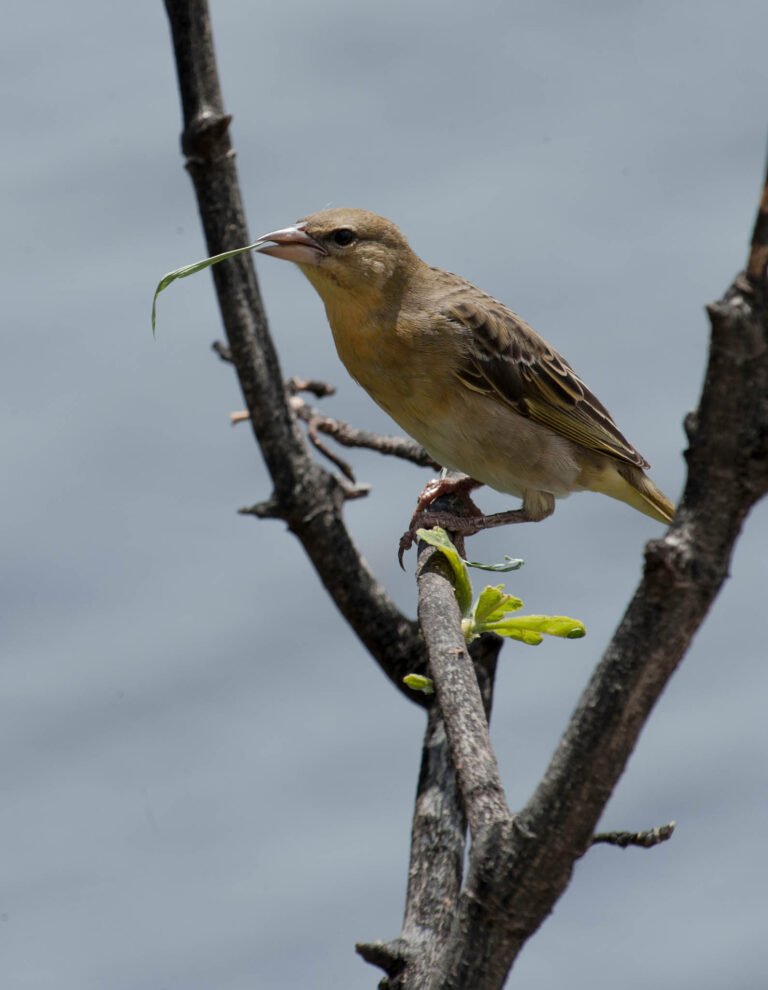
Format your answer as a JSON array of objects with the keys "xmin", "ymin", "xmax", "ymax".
[
  {"xmin": 398, "ymin": 482, "xmax": 553, "ymax": 567},
  {"xmin": 398, "ymin": 507, "xmax": 535, "ymax": 567},
  {"xmin": 454, "ymin": 507, "xmax": 539, "ymax": 532}
]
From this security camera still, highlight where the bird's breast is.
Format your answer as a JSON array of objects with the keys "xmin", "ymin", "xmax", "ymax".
[
  {"xmin": 328, "ymin": 310, "xmax": 428, "ymax": 408},
  {"xmin": 328, "ymin": 310, "xmax": 583, "ymax": 499}
]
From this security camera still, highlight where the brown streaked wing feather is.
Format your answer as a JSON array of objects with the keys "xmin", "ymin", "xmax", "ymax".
[{"xmin": 443, "ymin": 292, "xmax": 649, "ymax": 470}]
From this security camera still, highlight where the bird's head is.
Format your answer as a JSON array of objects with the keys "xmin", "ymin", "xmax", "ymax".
[{"xmin": 254, "ymin": 208, "xmax": 420, "ymax": 309}]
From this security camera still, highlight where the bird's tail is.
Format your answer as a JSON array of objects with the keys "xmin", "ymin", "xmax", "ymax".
[{"xmin": 592, "ymin": 464, "xmax": 675, "ymax": 524}]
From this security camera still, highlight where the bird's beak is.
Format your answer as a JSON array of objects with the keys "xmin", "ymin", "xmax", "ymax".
[{"xmin": 253, "ymin": 223, "xmax": 326, "ymax": 265}]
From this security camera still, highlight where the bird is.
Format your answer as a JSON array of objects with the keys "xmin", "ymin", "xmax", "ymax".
[{"xmin": 254, "ymin": 208, "xmax": 674, "ymax": 554}]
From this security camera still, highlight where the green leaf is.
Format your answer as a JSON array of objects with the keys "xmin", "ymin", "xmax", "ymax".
[
  {"xmin": 487, "ymin": 624, "xmax": 545, "ymax": 645},
  {"xmin": 415, "ymin": 527, "xmax": 473, "ymax": 616},
  {"xmin": 151, "ymin": 241, "xmax": 263, "ymax": 333},
  {"xmin": 464, "ymin": 555, "xmax": 524, "ymax": 572},
  {"xmin": 403, "ymin": 673, "xmax": 435, "ymax": 695},
  {"xmin": 472, "ymin": 585, "xmax": 524, "ymax": 625},
  {"xmin": 484, "ymin": 614, "xmax": 586, "ymax": 643}
]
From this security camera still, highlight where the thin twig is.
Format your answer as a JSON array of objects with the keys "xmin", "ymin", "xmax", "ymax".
[
  {"xmin": 290, "ymin": 397, "xmax": 439, "ymax": 469},
  {"xmin": 229, "ymin": 392, "xmax": 440, "ymax": 473},
  {"xmin": 592, "ymin": 822, "xmax": 676, "ymax": 849},
  {"xmin": 211, "ymin": 340, "xmax": 232, "ymax": 362},
  {"xmin": 286, "ymin": 376, "xmax": 337, "ymax": 398}
]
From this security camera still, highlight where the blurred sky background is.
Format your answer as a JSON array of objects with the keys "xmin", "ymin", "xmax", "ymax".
[{"xmin": 3, "ymin": 2, "xmax": 767, "ymax": 988}]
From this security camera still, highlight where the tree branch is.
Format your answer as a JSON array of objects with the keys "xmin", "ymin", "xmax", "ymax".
[
  {"xmin": 356, "ymin": 706, "xmax": 467, "ymax": 987},
  {"xmin": 229, "ymin": 383, "xmax": 441, "ymax": 482},
  {"xmin": 286, "ymin": 393, "xmax": 440, "ymax": 473},
  {"xmin": 416, "ymin": 545, "xmax": 509, "ymax": 835},
  {"xmin": 357, "ymin": 627, "xmax": 503, "ymax": 988},
  {"xmin": 422, "ymin": 178, "xmax": 768, "ymax": 989},
  {"xmin": 164, "ymin": 0, "xmax": 426, "ymax": 697}
]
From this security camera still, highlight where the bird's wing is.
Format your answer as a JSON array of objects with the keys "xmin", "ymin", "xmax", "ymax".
[{"xmin": 442, "ymin": 292, "xmax": 649, "ymax": 469}]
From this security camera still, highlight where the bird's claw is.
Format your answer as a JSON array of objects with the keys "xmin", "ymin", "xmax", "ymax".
[
  {"xmin": 397, "ymin": 476, "xmax": 485, "ymax": 569},
  {"xmin": 397, "ymin": 509, "xmax": 486, "ymax": 569},
  {"xmin": 397, "ymin": 529, "xmax": 415, "ymax": 569}
]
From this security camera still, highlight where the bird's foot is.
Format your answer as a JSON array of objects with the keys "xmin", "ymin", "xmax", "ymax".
[
  {"xmin": 398, "ymin": 475, "xmax": 535, "ymax": 566},
  {"xmin": 398, "ymin": 476, "xmax": 483, "ymax": 567},
  {"xmin": 397, "ymin": 510, "xmax": 478, "ymax": 567},
  {"xmin": 398, "ymin": 494, "xmax": 535, "ymax": 569},
  {"xmin": 412, "ymin": 474, "xmax": 483, "ymax": 514}
]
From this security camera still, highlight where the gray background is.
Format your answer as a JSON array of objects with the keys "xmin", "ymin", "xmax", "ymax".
[{"xmin": 4, "ymin": 1, "xmax": 767, "ymax": 987}]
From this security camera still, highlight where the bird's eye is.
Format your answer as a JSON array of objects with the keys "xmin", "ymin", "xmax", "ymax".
[{"xmin": 330, "ymin": 228, "xmax": 356, "ymax": 247}]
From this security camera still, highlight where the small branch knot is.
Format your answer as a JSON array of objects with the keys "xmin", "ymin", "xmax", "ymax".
[
  {"xmin": 181, "ymin": 109, "xmax": 233, "ymax": 164},
  {"xmin": 356, "ymin": 938, "xmax": 412, "ymax": 978},
  {"xmin": 287, "ymin": 376, "xmax": 337, "ymax": 398},
  {"xmin": 238, "ymin": 497, "xmax": 284, "ymax": 520},
  {"xmin": 211, "ymin": 340, "xmax": 232, "ymax": 363}
]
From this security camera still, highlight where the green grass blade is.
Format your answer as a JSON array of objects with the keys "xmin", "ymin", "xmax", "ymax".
[{"xmin": 151, "ymin": 241, "xmax": 263, "ymax": 333}]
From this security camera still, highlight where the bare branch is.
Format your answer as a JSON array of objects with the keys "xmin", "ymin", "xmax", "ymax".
[
  {"xmin": 230, "ymin": 390, "xmax": 440, "ymax": 473},
  {"xmin": 416, "ymin": 544, "xmax": 508, "ymax": 835},
  {"xmin": 290, "ymin": 394, "xmax": 439, "ymax": 469},
  {"xmin": 402, "ymin": 707, "xmax": 466, "ymax": 936},
  {"xmin": 164, "ymin": 0, "xmax": 425, "ymax": 699},
  {"xmin": 357, "ymin": 707, "xmax": 466, "ymax": 987},
  {"xmin": 359, "ymin": 631, "xmax": 503, "ymax": 988},
  {"xmin": 303, "ymin": 416, "xmax": 358, "ymax": 484},
  {"xmin": 211, "ymin": 340, "xmax": 232, "ymax": 362},
  {"xmin": 286, "ymin": 376, "xmax": 337, "ymax": 398},
  {"xmin": 592, "ymin": 822, "xmax": 676, "ymax": 849},
  {"xmin": 425, "ymin": 179, "xmax": 768, "ymax": 990}
]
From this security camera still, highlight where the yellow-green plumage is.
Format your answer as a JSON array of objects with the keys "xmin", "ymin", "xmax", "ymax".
[{"xmin": 255, "ymin": 208, "xmax": 675, "ymax": 527}]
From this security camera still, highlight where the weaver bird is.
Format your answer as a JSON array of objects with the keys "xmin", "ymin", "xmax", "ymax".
[{"xmin": 255, "ymin": 209, "xmax": 674, "ymax": 553}]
